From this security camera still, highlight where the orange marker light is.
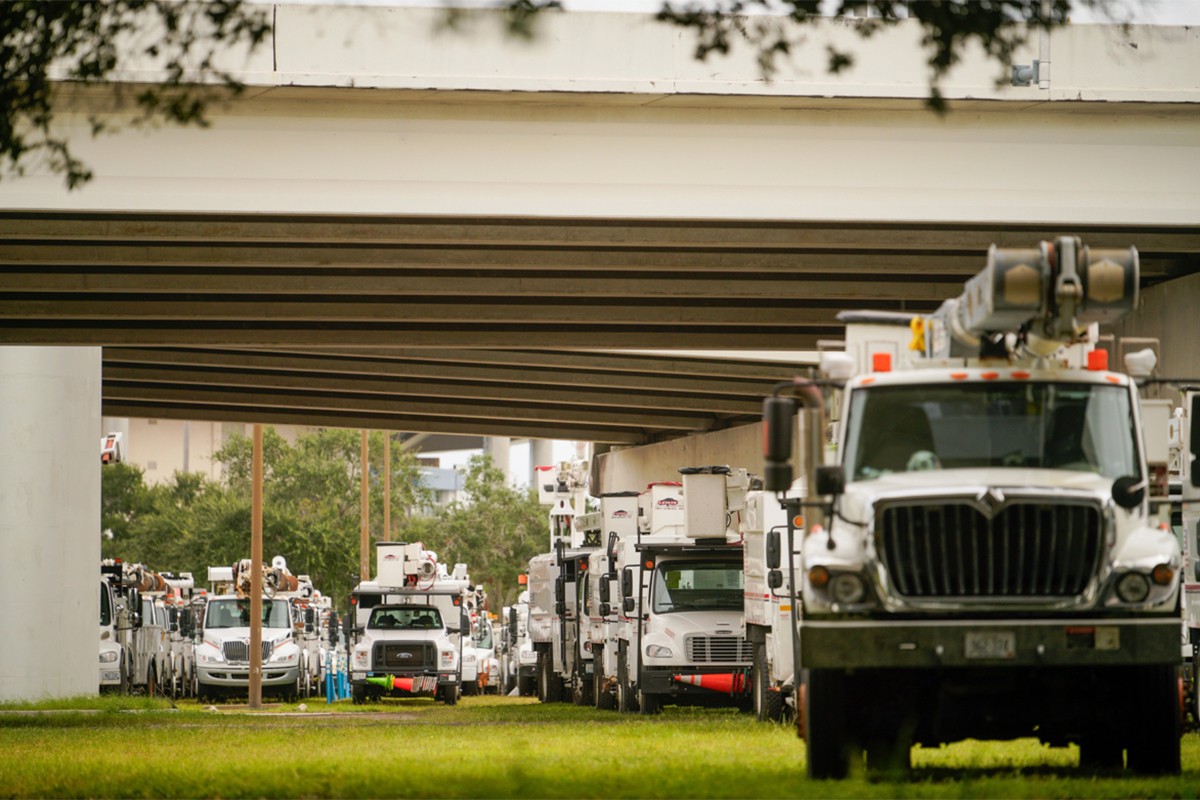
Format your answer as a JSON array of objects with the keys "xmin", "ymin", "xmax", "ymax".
[
  {"xmin": 1152, "ymin": 564, "xmax": 1175, "ymax": 585},
  {"xmin": 808, "ymin": 566, "xmax": 831, "ymax": 589},
  {"xmin": 792, "ymin": 516, "xmax": 804, "ymax": 528},
  {"xmin": 644, "ymin": 561, "xmax": 654, "ymax": 570},
  {"xmin": 1087, "ymin": 349, "xmax": 1109, "ymax": 371},
  {"xmin": 981, "ymin": 371, "xmax": 999, "ymax": 381},
  {"xmin": 1012, "ymin": 371, "xmax": 1030, "ymax": 380},
  {"xmin": 950, "ymin": 372, "xmax": 968, "ymax": 380},
  {"xmin": 872, "ymin": 352, "xmax": 892, "ymax": 373}
]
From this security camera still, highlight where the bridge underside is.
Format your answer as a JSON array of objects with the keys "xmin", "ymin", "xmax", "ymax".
[{"xmin": 2, "ymin": 210, "xmax": 1198, "ymax": 444}]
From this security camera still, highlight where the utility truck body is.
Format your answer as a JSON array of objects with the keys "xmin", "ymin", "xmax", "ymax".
[
  {"xmin": 614, "ymin": 469, "xmax": 753, "ymax": 714},
  {"xmin": 349, "ymin": 542, "xmax": 466, "ymax": 704},
  {"xmin": 763, "ymin": 238, "xmax": 1184, "ymax": 777}
]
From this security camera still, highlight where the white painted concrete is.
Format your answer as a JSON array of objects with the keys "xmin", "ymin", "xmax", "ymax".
[
  {"xmin": 0, "ymin": 347, "xmax": 101, "ymax": 700},
  {"xmin": 3, "ymin": 8, "xmax": 1196, "ymax": 226}
]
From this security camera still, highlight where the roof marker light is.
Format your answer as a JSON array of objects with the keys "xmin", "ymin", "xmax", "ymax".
[
  {"xmin": 1012, "ymin": 371, "xmax": 1030, "ymax": 380},
  {"xmin": 950, "ymin": 372, "xmax": 968, "ymax": 380},
  {"xmin": 872, "ymin": 352, "xmax": 892, "ymax": 373},
  {"xmin": 981, "ymin": 372, "xmax": 1000, "ymax": 381},
  {"xmin": 1087, "ymin": 349, "xmax": 1109, "ymax": 371}
]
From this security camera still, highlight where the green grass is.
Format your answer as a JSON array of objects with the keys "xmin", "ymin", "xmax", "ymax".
[{"xmin": 1, "ymin": 695, "xmax": 1198, "ymax": 798}]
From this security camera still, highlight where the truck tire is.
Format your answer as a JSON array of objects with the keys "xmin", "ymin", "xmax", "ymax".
[
  {"xmin": 804, "ymin": 669, "xmax": 853, "ymax": 780},
  {"xmin": 595, "ymin": 670, "xmax": 616, "ymax": 711},
  {"xmin": 616, "ymin": 644, "xmax": 637, "ymax": 714},
  {"xmin": 1126, "ymin": 664, "xmax": 1182, "ymax": 775},
  {"xmin": 442, "ymin": 684, "xmax": 459, "ymax": 706},
  {"xmin": 351, "ymin": 683, "xmax": 367, "ymax": 705},
  {"xmin": 637, "ymin": 689, "xmax": 661, "ymax": 715},
  {"xmin": 1078, "ymin": 735, "xmax": 1123, "ymax": 771},
  {"xmin": 537, "ymin": 651, "xmax": 562, "ymax": 703},
  {"xmin": 119, "ymin": 657, "xmax": 130, "ymax": 696},
  {"xmin": 145, "ymin": 665, "xmax": 158, "ymax": 698},
  {"xmin": 753, "ymin": 642, "xmax": 783, "ymax": 723}
]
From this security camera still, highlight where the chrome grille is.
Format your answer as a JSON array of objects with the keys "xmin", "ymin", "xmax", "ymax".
[
  {"xmin": 373, "ymin": 642, "xmax": 436, "ymax": 670},
  {"xmin": 222, "ymin": 640, "xmax": 273, "ymax": 663},
  {"xmin": 877, "ymin": 500, "xmax": 1103, "ymax": 599},
  {"xmin": 686, "ymin": 636, "xmax": 752, "ymax": 663}
]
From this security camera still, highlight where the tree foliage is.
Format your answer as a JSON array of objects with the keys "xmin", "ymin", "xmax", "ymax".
[
  {"xmin": 647, "ymin": 0, "xmax": 1108, "ymax": 111},
  {"xmin": 101, "ymin": 427, "xmax": 431, "ymax": 609},
  {"xmin": 101, "ymin": 432, "xmax": 543, "ymax": 611},
  {"xmin": 1, "ymin": 0, "xmax": 270, "ymax": 188}
]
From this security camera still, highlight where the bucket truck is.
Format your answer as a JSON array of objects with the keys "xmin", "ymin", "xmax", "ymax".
[
  {"xmin": 528, "ymin": 460, "xmax": 598, "ymax": 704},
  {"xmin": 763, "ymin": 237, "xmax": 1184, "ymax": 777},
  {"xmin": 613, "ymin": 467, "xmax": 754, "ymax": 715},
  {"xmin": 348, "ymin": 542, "xmax": 468, "ymax": 705}
]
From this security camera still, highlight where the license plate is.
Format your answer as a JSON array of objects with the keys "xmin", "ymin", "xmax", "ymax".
[{"xmin": 964, "ymin": 631, "xmax": 1016, "ymax": 659}]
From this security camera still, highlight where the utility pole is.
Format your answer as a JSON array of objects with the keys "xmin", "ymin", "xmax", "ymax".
[
  {"xmin": 360, "ymin": 430, "xmax": 370, "ymax": 581},
  {"xmin": 249, "ymin": 423, "xmax": 263, "ymax": 709},
  {"xmin": 383, "ymin": 432, "xmax": 391, "ymax": 543}
]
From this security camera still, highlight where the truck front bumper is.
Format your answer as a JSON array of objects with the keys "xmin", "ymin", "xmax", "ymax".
[
  {"xmin": 196, "ymin": 664, "xmax": 299, "ymax": 688},
  {"xmin": 800, "ymin": 617, "xmax": 1181, "ymax": 670},
  {"xmin": 640, "ymin": 664, "xmax": 751, "ymax": 695}
]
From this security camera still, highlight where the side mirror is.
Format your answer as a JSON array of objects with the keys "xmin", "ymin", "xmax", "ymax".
[
  {"xmin": 768, "ymin": 570, "xmax": 784, "ymax": 590},
  {"xmin": 1112, "ymin": 475, "xmax": 1146, "ymax": 510},
  {"xmin": 1192, "ymin": 395, "xmax": 1200, "ymax": 488},
  {"xmin": 554, "ymin": 601, "xmax": 565, "ymax": 616},
  {"xmin": 598, "ymin": 577, "xmax": 611, "ymax": 604},
  {"xmin": 167, "ymin": 606, "xmax": 179, "ymax": 633},
  {"xmin": 304, "ymin": 607, "xmax": 316, "ymax": 633},
  {"xmin": 621, "ymin": 568, "xmax": 633, "ymax": 598},
  {"xmin": 816, "ymin": 465, "xmax": 845, "ymax": 497},
  {"xmin": 128, "ymin": 589, "xmax": 143, "ymax": 628},
  {"xmin": 554, "ymin": 576, "xmax": 565, "ymax": 604},
  {"xmin": 622, "ymin": 597, "xmax": 635, "ymax": 614},
  {"xmin": 600, "ymin": 602, "xmax": 611, "ymax": 617},
  {"xmin": 763, "ymin": 396, "xmax": 796, "ymax": 493},
  {"xmin": 179, "ymin": 608, "xmax": 194, "ymax": 638},
  {"xmin": 765, "ymin": 529, "xmax": 781, "ymax": 570}
]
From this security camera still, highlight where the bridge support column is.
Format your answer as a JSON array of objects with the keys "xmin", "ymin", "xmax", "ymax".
[
  {"xmin": 0, "ymin": 347, "xmax": 101, "ymax": 700},
  {"xmin": 529, "ymin": 439, "xmax": 554, "ymax": 484},
  {"xmin": 485, "ymin": 436, "xmax": 511, "ymax": 484}
]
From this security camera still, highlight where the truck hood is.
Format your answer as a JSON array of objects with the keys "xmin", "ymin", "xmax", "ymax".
[
  {"xmin": 840, "ymin": 468, "xmax": 1117, "ymax": 523},
  {"xmin": 362, "ymin": 629, "xmax": 446, "ymax": 645},
  {"xmin": 650, "ymin": 609, "xmax": 744, "ymax": 640},
  {"xmin": 204, "ymin": 627, "xmax": 292, "ymax": 645}
]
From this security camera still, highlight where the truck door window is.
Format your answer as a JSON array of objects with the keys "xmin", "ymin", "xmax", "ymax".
[
  {"xmin": 651, "ymin": 561, "xmax": 743, "ymax": 614},
  {"xmin": 99, "ymin": 583, "xmax": 112, "ymax": 626}
]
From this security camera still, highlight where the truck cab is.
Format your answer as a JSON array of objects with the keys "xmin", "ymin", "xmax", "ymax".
[
  {"xmin": 194, "ymin": 595, "xmax": 303, "ymax": 700},
  {"xmin": 351, "ymin": 603, "xmax": 459, "ymax": 703},
  {"xmin": 98, "ymin": 577, "xmax": 125, "ymax": 692}
]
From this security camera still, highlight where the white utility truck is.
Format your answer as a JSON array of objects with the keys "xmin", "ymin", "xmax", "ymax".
[
  {"xmin": 742, "ymin": 490, "xmax": 797, "ymax": 722},
  {"xmin": 349, "ymin": 542, "xmax": 467, "ymax": 705},
  {"xmin": 528, "ymin": 460, "xmax": 598, "ymax": 704},
  {"xmin": 585, "ymin": 491, "xmax": 640, "ymax": 710},
  {"xmin": 613, "ymin": 468, "xmax": 754, "ymax": 714},
  {"xmin": 763, "ymin": 237, "xmax": 1184, "ymax": 777},
  {"xmin": 99, "ymin": 560, "xmax": 167, "ymax": 696},
  {"xmin": 194, "ymin": 560, "xmax": 308, "ymax": 700}
]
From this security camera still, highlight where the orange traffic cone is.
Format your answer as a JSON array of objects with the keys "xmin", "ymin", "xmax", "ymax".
[
  {"xmin": 672, "ymin": 673, "xmax": 745, "ymax": 694},
  {"xmin": 391, "ymin": 677, "xmax": 415, "ymax": 692}
]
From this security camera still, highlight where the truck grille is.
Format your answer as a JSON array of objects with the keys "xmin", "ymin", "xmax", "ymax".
[
  {"xmin": 877, "ymin": 500, "xmax": 1103, "ymax": 598},
  {"xmin": 373, "ymin": 642, "xmax": 436, "ymax": 671},
  {"xmin": 686, "ymin": 636, "xmax": 752, "ymax": 663},
  {"xmin": 223, "ymin": 641, "xmax": 273, "ymax": 663}
]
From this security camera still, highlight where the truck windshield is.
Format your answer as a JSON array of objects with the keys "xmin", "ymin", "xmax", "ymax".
[
  {"xmin": 368, "ymin": 606, "xmax": 442, "ymax": 630},
  {"xmin": 843, "ymin": 381, "xmax": 1138, "ymax": 481},
  {"xmin": 205, "ymin": 599, "xmax": 291, "ymax": 629},
  {"xmin": 651, "ymin": 561, "xmax": 743, "ymax": 614}
]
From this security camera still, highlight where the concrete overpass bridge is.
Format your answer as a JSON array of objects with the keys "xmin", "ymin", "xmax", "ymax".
[{"xmin": 2, "ymin": 4, "xmax": 1199, "ymax": 699}]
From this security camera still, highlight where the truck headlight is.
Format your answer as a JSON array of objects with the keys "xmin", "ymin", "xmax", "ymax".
[
  {"xmin": 831, "ymin": 573, "xmax": 867, "ymax": 605},
  {"xmin": 645, "ymin": 644, "xmax": 672, "ymax": 658},
  {"xmin": 99, "ymin": 650, "xmax": 119, "ymax": 664},
  {"xmin": 269, "ymin": 645, "xmax": 300, "ymax": 663},
  {"xmin": 196, "ymin": 646, "xmax": 224, "ymax": 664},
  {"xmin": 440, "ymin": 650, "xmax": 456, "ymax": 667},
  {"xmin": 1116, "ymin": 572, "xmax": 1151, "ymax": 603}
]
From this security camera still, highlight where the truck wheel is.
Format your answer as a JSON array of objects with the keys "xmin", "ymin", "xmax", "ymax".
[
  {"xmin": 1078, "ymin": 736, "xmax": 1123, "ymax": 771},
  {"xmin": 753, "ymin": 642, "xmax": 783, "ymax": 723},
  {"xmin": 118, "ymin": 658, "xmax": 130, "ymax": 696},
  {"xmin": 617, "ymin": 645, "xmax": 637, "ymax": 714},
  {"xmin": 537, "ymin": 651, "xmax": 562, "ymax": 703},
  {"xmin": 637, "ymin": 689, "xmax": 661, "ymax": 715},
  {"xmin": 1126, "ymin": 664, "xmax": 1182, "ymax": 775},
  {"xmin": 351, "ymin": 683, "xmax": 367, "ymax": 705},
  {"xmin": 145, "ymin": 665, "xmax": 158, "ymax": 698},
  {"xmin": 443, "ymin": 684, "xmax": 459, "ymax": 706},
  {"xmin": 595, "ymin": 670, "xmax": 616, "ymax": 711},
  {"xmin": 805, "ymin": 669, "xmax": 853, "ymax": 780}
]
